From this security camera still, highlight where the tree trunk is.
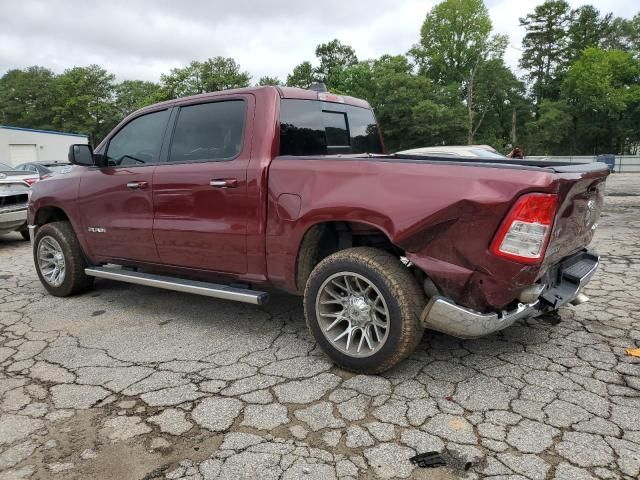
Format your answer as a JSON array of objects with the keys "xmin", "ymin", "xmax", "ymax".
[
  {"xmin": 511, "ymin": 107, "xmax": 517, "ymax": 145},
  {"xmin": 467, "ymin": 75, "xmax": 475, "ymax": 145},
  {"xmin": 467, "ymin": 94, "xmax": 474, "ymax": 145}
]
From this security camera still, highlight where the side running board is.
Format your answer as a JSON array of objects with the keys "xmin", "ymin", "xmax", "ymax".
[{"xmin": 84, "ymin": 267, "xmax": 269, "ymax": 305}]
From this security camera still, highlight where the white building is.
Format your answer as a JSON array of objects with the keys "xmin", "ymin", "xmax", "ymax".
[{"xmin": 0, "ymin": 126, "xmax": 89, "ymax": 167}]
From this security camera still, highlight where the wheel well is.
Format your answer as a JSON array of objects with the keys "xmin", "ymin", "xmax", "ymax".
[
  {"xmin": 34, "ymin": 207, "xmax": 70, "ymax": 226},
  {"xmin": 295, "ymin": 221, "xmax": 402, "ymax": 293}
]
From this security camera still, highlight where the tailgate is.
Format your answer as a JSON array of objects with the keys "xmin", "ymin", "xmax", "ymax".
[{"xmin": 543, "ymin": 162, "xmax": 609, "ymax": 267}]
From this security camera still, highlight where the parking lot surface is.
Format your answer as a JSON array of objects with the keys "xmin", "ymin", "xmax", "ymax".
[{"xmin": 0, "ymin": 174, "xmax": 639, "ymax": 480}]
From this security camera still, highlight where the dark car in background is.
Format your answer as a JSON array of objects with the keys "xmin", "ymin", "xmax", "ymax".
[{"xmin": 15, "ymin": 161, "xmax": 72, "ymax": 178}]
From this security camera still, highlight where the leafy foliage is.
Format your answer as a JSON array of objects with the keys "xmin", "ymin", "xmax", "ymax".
[
  {"xmin": 159, "ymin": 57, "xmax": 250, "ymax": 99},
  {"xmin": 519, "ymin": 1, "xmax": 571, "ymax": 103},
  {"xmin": 114, "ymin": 80, "xmax": 162, "ymax": 117},
  {"xmin": 51, "ymin": 65, "xmax": 119, "ymax": 143},
  {"xmin": 257, "ymin": 76, "xmax": 282, "ymax": 86},
  {"xmin": 411, "ymin": 0, "xmax": 492, "ymax": 85},
  {"xmin": 0, "ymin": 66, "xmax": 57, "ymax": 130},
  {"xmin": 286, "ymin": 61, "xmax": 316, "ymax": 88},
  {"xmin": 566, "ymin": 5, "xmax": 614, "ymax": 61},
  {"xmin": 314, "ymin": 39, "xmax": 358, "ymax": 89}
]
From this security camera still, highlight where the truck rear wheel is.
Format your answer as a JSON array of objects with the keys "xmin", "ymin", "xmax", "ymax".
[
  {"xmin": 33, "ymin": 221, "xmax": 94, "ymax": 297},
  {"xmin": 304, "ymin": 247, "xmax": 425, "ymax": 373}
]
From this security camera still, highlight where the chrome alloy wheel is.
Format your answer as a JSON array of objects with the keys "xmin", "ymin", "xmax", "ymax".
[
  {"xmin": 37, "ymin": 236, "xmax": 66, "ymax": 287},
  {"xmin": 315, "ymin": 271, "xmax": 390, "ymax": 358}
]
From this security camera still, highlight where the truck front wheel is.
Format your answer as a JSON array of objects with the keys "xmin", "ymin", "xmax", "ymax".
[
  {"xmin": 304, "ymin": 247, "xmax": 425, "ymax": 373},
  {"xmin": 33, "ymin": 221, "xmax": 94, "ymax": 297}
]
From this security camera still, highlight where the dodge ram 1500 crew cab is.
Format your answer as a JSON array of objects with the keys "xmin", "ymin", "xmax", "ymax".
[{"xmin": 27, "ymin": 85, "xmax": 608, "ymax": 373}]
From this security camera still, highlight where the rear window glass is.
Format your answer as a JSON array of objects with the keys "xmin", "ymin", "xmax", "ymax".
[{"xmin": 279, "ymin": 99, "xmax": 382, "ymax": 156}]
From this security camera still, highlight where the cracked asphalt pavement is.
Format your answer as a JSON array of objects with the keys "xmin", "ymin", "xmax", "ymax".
[{"xmin": 1, "ymin": 174, "xmax": 639, "ymax": 480}]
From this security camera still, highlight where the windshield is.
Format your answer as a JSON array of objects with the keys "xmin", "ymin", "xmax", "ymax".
[{"xmin": 0, "ymin": 162, "xmax": 16, "ymax": 171}]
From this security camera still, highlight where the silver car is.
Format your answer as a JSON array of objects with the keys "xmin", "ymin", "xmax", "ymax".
[{"xmin": 0, "ymin": 162, "xmax": 39, "ymax": 240}]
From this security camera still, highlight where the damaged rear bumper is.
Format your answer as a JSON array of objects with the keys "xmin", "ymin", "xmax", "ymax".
[{"xmin": 420, "ymin": 250, "xmax": 599, "ymax": 339}]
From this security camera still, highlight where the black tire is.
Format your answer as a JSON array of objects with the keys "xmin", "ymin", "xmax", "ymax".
[
  {"xmin": 19, "ymin": 226, "xmax": 30, "ymax": 241},
  {"xmin": 33, "ymin": 221, "xmax": 94, "ymax": 297},
  {"xmin": 304, "ymin": 247, "xmax": 425, "ymax": 373}
]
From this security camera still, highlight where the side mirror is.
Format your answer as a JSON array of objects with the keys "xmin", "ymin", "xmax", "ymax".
[{"xmin": 68, "ymin": 144, "xmax": 94, "ymax": 166}]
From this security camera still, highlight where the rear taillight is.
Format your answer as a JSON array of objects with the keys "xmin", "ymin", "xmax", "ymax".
[
  {"xmin": 23, "ymin": 178, "xmax": 38, "ymax": 186},
  {"xmin": 490, "ymin": 193, "xmax": 558, "ymax": 264}
]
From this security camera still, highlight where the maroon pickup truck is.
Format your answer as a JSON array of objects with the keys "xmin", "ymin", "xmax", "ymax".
[{"xmin": 27, "ymin": 85, "xmax": 608, "ymax": 373}]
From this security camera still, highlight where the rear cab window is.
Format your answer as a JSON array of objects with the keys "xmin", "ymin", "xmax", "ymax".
[{"xmin": 279, "ymin": 99, "xmax": 382, "ymax": 156}]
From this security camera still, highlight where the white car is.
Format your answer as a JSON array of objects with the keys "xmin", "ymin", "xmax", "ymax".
[{"xmin": 396, "ymin": 145, "xmax": 508, "ymax": 160}]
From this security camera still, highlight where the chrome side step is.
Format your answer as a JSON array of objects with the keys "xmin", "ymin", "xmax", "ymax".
[{"xmin": 85, "ymin": 267, "xmax": 269, "ymax": 305}]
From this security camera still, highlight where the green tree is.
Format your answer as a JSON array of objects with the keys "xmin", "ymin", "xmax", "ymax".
[
  {"xmin": 566, "ymin": 6, "xmax": 613, "ymax": 61},
  {"xmin": 0, "ymin": 66, "xmax": 57, "ymax": 129},
  {"xmin": 52, "ymin": 65, "xmax": 118, "ymax": 143},
  {"xmin": 523, "ymin": 100, "xmax": 574, "ymax": 154},
  {"xmin": 519, "ymin": 0, "xmax": 571, "ymax": 103},
  {"xmin": 314, "ymin": 39, "xmax": 358, "ymax": 89},
  {"xmin": 562, "ymin": 48, "xmax": 640, "ymax": 153},
  {"xmin": 627, "ymin": 14, "xmax": 640, "ymax": 54},
  {"xmin": 411, "ymin": 0, "xmax": 492, "ymax": 85},
  {"xmin": 257, "ymin": 76, "xmax": 282, "ymax": 86},
  {"xmin": 160, "ymin": 57, "xmax": 250, "ymax": 98},
  {"xmin": 411, "ymin": 98, "xmax": 468, "ymax": 148},
  {"xmin": 339, "ymin": 55, "xmax": 467, "ymax": 151},
  {"xmin": 286, "ymin": 61, "xmax": 316, "ymax": 88},
  {"xmin": 606, "ymin": 14, "xmax": 640, "ymax": 54},
  {"xmin": 470, "ymin": 58, "xmax": 527, "ymax": 148},
  {"xmin": 114, "ymin": 80, "xmax": 161, "ymax": 117},
  {"xmin": 411, "ymin": 0, "xmax": 509, "ymax": 143}
]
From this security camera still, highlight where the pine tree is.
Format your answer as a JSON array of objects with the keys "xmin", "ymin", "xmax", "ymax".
[{"xmin": 519, "ymin": 0, "xmax": 571, "ymax": 104}]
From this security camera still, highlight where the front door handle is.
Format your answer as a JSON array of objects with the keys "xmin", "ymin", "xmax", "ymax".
[
  {"xmin": 126, "ymin": 181, "xmax": 148, "ymax": 190},
  {"xmin": 209, "ymin": 178, "xmax": 238, "ymax": 188}
]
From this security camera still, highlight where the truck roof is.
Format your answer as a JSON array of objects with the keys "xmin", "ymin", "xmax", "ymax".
[{"xmin": 135, "ymin": 86, "xmax": 371, "ymax": 115}]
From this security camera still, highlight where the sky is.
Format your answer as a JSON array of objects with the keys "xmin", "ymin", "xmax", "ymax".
[{"xmin": 0, "ymin": 0, "xmax": 637, "ymax": 84}]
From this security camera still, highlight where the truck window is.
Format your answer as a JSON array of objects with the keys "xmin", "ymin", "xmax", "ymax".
[
  {"xmin": 169, "ymin": 100, "xmax": 246, "ymax": 163},
  {"xmin": 347, "ymin": 106, "xmax": 384, "ymax": 154},
  {"xmin": 106, "ymin": 109, "xmax": 169, "ymax": 166},
  {"xmin": 279, "ymin": 99, "xmax": 383, "ymax": 156}
]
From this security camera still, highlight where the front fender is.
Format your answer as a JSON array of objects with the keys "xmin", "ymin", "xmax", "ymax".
[{"xmin": 28, "ymin": 171, "xmax": 94, "ymax": 263}]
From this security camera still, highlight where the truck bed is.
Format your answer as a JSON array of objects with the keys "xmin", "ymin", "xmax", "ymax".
[{"xmin": 268, "ymin": 154, "xmax": 609, "ymax": 311}]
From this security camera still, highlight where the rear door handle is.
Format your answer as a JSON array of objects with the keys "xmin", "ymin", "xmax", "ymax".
[
  {"xmin": 209, "ymin": 178, "xmax": 238, "ymax": 188},
  {"xmin": 126, "ymin": 181, "xmax": 148, "ymax": 190}
]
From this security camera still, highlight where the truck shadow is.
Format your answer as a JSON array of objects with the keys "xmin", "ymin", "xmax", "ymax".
[{"xmin": 0, "ymin": 231, "xmax": 28, "ymax": 247}]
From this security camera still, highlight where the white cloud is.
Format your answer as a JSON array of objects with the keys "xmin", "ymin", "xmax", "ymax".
[{"xmin": 0, "ymin": 0, "xmax": 637, "ymax": 83}]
